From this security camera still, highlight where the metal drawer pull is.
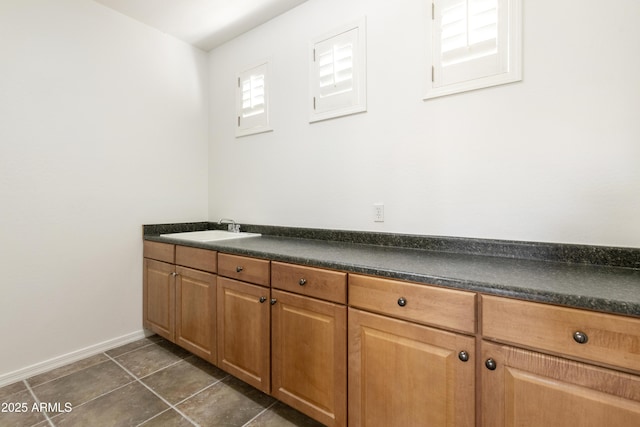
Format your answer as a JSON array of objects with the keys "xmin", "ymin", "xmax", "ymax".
[
  {"xmin": 573, "ymin": 331, "xmax": 588, "ymax": 344},
  {"xmin": 485, "ymin": 358, "xmax": 497, "ymax": 370},
  {"xmin": 270, "ymin": 298, "xmax": 277, "ymax": 305},
  {"xmin": 259, "ymin": 296, "xmax": 267, "ymax": 303},
  {"xmin": 458, "ymin": 351, "xmax": 470, "ymax": 362},
  {"xmin": 397, "ymin": 297, "xmax": 407, "ymax": 307},
  {"xmin": 299, "ymin": 278, "xmax": 307, "ymax": 286},
  {"xmin": 236, "ymin": 266, "xmax": 244, "ymax": 272}
]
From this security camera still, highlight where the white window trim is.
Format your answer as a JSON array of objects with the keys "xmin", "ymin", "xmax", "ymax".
[
  {"xmin": 309, "ymin": 17, "xmax": 367, "ymax": 123},
  {"xmin": 236, "ymin": 60, "xmax": 273, "ymax": 138},
  {"xmin": 424, "ymin": 0, "xmax": 522, "ymax": 100}
]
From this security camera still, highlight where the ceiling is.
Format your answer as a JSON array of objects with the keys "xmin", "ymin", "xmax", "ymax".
[{"xmin": 94, "ymin": 0, "xmax": 308, "ymax": 51}]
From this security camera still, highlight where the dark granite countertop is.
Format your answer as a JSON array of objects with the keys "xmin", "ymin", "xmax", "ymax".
[{"xmin": 144, "ymin": 224, "xmax": 640, "ymax": 318}]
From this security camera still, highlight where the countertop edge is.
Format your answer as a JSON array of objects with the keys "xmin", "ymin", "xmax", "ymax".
[{"xmin": 143, "ymin": 233, "xmax": 640, "ymax": 318}]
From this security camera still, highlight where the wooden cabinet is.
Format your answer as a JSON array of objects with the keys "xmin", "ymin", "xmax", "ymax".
[
  {"xmin": 349, "ymin": 273, "xmax": 476, "ymax": 333},
  {"xmin": 143, "ymin": 237, "xmax": 640, "ymax": 427},
  {"xmin": 143, "ymin": 257, "xmax": 175, "ymax": 341},
  {"xmin": 349, "ymin": 308, "xmax": 475, "ymax": 427},
  {"xmin": 481, "ymin": 341, "xmax": 640, "ymax": 426},
  {"xmin": 271, "ymin": 262, "xmax": 348, "ymax": 427},
  {"xmin": 143, "ymin": 241, "xmax": 217, "ymax": 364},
  {"xmin": 482, "ymin": 295, "xmax": 640, "ymax": 373},
  {"xmin": 348, "ymin": 274, "xmax": 476, "ymax": 427},
  {"xmin": 481, "ymin": 295, "xmax": 640, "ymax": 426},
  {"xmin": 218, "ymin": 252, "xmax": 270, "ymax": 286},
  {"xmin": 175, "ymin": 265, "xmax": 216, "ymax": 362},
  {"xmin": 217, "ymin": 267, "xmax": 271, "ymax": 393}
]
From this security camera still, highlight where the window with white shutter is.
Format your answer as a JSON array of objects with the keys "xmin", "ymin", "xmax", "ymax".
[
  {"xmin": 310, "ymin": 18, "xmax": 367, "ymax": 122},
  {"xmin": 236, "ymin": 61, "xmax": 271, "ymax": 137},
  {"xmin": 425, "ymin": 0, "xmax": 522, "ymax": 99}
]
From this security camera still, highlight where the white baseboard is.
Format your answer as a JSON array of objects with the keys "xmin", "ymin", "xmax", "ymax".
[{"xmin": 0, "ymin": 330, "xmax": 150, "ymax": 388}]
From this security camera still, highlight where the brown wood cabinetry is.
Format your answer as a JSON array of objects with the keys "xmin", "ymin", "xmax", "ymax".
[
  {"xmin": 175, "ymin": 265, "xmax": 216, "ymax": 362},
  {"xmin": 143, "ymin": 257, "xmax": 175, "ymax": 341},
  {"xmin": 349, "ymin": 274, "xmax": 476, "ymax": 333},
  {"xmin": 481, "ymin": 341, "xmax": 640, "ymax": 426},
  {"xmin": 349, "ymin": 308, "xmax": 475, "ymax": 427},
  {"xmin": 481, "ymin": 295, "xmax": 640, "ymax": 426},
  {"xmin": 143, "ymin": 238, "xmax": 640, "ymax": 427},
  {"xmin": 271, "ymin": 263, "xmax": 348, "ymax": 427},
  {"xmin": 217, "ymin": 260, "xmax": 271, "ymax": 393},
  {"xmin": 218, "ymin": 252, "xmax": 270, "ymax": 286},
  {"xmin": 143, "ymin": 241, "xmax": 217, "ymax": 364},
  {"xmin": 348, "ymin": 274, "xmax": 476, "ymax": 427}
]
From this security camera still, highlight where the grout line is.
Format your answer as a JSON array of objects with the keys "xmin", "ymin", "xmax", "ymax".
[
  {"xmin": 23, "ymin": 380, "xmax": 55, "ymax": 427},
  {"xmin": 25, "ymin": 338, "xmax": 160, "ymax": 390},
  {"xmin": 26, "ymin": 357, "xmax": 111, "ymax": 389},
  {"xmin": 241, "ymin": 400, "xmax": 279, "ymax": 427},
  {"xmin": 134, "ymin": 408, "xmax": 173, "ymax": 427},
  {"xmin": 170, "ymin": 373, "xmax": 230, "ymax": 408},
  {"xmin": 136, "ymin": 358, "xmax": 185, "ymax": 381},
  {"xmin": 105, "ymin": 353, "xmax": 200, "ymax": 427},
  {"xmin": 107, "ymin": 341, "xmax": 161, "ymax": 359}
]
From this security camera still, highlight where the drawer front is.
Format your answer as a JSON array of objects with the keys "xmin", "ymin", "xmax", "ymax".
[
  {"xmin": 218, "ymin": 253, "xmax": 270, "ymax": 286},
  {"xmin": 271, "ymin": 262, "xmax": 347, "ymax": 304},
  {"xmin": 482, "ymin": 295, "xmax": 640, "ymax": 373},
  {"xmin": 349, "ymin": 274, "xmax": 476, "ymax": 334},
  {"xmin": 175, "ymin": 245, "xmax": 217, "ymax": 273},
  {"xmin": 143, "ymin": 241, "xmax": 174, "ymax": 263}
]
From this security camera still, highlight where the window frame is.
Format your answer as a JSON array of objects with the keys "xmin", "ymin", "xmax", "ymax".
[
  {"xmin": 309, "ymin": 17, "xmax": 367, "ymax": 123},
  {"xmin": 424, "ymin": 0, "xmax": 522, "ymax": 100},
  {"xmin": 236, "ymin": 60, "xmax": 272, "ymax": 138}
]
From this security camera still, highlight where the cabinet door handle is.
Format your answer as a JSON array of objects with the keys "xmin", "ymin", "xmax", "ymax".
[
  {"xmin": 397, "ymin": 297, "xmax": 407, "ymax": 307},
  {"xmin": 458, "ymin": 351, "xmax": 470, "ymax": 362},
  {"xmin": 259, "ymin": 296, "xmax": 267, "ymax": 303},
  {"xmin": 299, "ymin": 278, "xmax": 307, "ymax": 286},
  {"xmin": 485, "ymin": 358, "xmax": 497, "ymax": 370},
  {"xmin": 270, "ymin": 298, "xmax": 277, "ymax": 305},
  {"xmin": 573, "ymin": 331, "xmax": 588, "ymax": 344},
  {"xmin": 236, "ymin": 266, "xmax": 244, "ymax": 273},
  {"xmin": 171, "ymin": 272, "xmax": 178, "ymax": 277}
]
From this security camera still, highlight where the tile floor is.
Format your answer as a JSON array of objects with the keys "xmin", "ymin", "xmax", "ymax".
[{"xmin": 0, "ymin": 336, "xmax": 324, "ymax": 427}]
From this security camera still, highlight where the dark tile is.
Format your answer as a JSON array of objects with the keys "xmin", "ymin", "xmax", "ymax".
[
  {"xmin": 31, "ymin": 360, "xmax": 132, "ymax": 409},
  {"xmin": 114, "ymin": 341, "xmax": 189, "ymax": 378},
  {"xmin": 247, "ymin": 401, "xmax": 325, "ymax": 427},
  {"xmin": 138, "ymin": 409, "xmax": 194, "ymax": 427},
  {"xmin": 105, "ymin": 335, "xmax": 164, "ymax": 358},
  {"xmin": 177, "ymin": 376, "xmax": 275, "ymax": 427},
  {"xmin": 0, "ymin": 381, "xmax": 27, "ymax": 400},
  {"xmin": 142, "ymin": 356, "xmax": 227, "ymax": 404},
  {"xmin": 0, "ymin": 389, "xmax": 47, "ymax": 427},
  {"xmin": 51, "ymin": 382, "xmax": 168, "ymax": 427},
  {"xmin": 27, "ymin": 354, "xmax": 109, "ymax": 387}
]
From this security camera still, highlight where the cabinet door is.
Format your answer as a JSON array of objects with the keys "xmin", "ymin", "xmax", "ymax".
[
  {"xmin": 175, "ymin": 266, "xmax": 216, "ymax": 364},
  {"xmin": 481, "ymin": 341, "xmax": 640, "ymax": 427},
  {"xmin": 217, "ymin": 277, "xmax": 270, "ymax": 392},
  {"xmin": 349, "ymin": 308, "xmax": 475, "ymax": 427},
  {"xmin": 271, "ymin": 289, "xmax": 347, "ymax": 427},
  {"xmin": 143, "ymin": 258, "xmax": 175, "ymax": 341}
]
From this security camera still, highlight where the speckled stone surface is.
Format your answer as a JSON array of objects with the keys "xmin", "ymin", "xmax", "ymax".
[{"xmin": 144, "ymin": 223, "xmax": 640, "ymax": 317}]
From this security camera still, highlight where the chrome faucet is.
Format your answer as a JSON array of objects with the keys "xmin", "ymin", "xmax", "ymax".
[{"xmin": 218, "ymin": 218, "xmax": 240, "ymax": 233}]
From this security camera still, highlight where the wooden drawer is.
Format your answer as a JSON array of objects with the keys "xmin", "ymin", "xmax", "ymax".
[
  {"xmin": 271, "ymin": 262, "xmax": 347, "ymax": 304},
  {"xmin": 349, "ymin": 274, "xmax": 476, "ymax": 334},
  {"xmin": 482, "ymin": 295, "xmax": 640, "ymax": 373},
  {"xmin": 143, "ymin": 241, "xmax": 174, "ymax": 263},
  {"xmin": 218, "ymin": 253, "xmax": 270, "ymax": 286},
  {"xmin": 175, "ymin": 245, "xmax": 217, "ymax": 273}
]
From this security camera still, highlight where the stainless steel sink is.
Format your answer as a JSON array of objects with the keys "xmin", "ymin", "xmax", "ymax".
[{"xmin": 159, "ymin": 230, "xmax": 261, "ymax": 242}]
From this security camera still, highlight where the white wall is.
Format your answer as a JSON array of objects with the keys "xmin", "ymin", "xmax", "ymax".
[
  {"xmin": 208, "ymin": 0, "xmax": 640, "ymax": 248},
  {"xmin": 0, "ymin": 0, "xmax": 208, "ymax": 382}
]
